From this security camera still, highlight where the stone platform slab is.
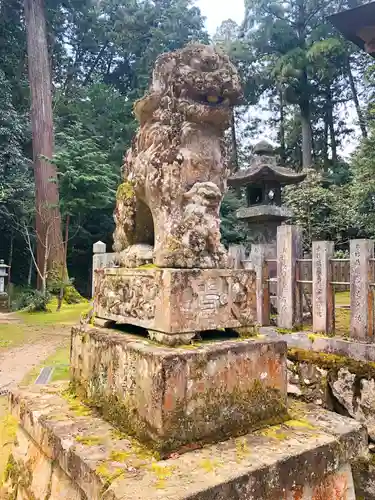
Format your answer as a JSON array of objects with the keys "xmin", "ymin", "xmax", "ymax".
[
  {"xmin": 3, "ymin": 384, "xmax": 366, "ymax": 500},
  {"xmin": 93, "ymin": 267, "xmax": 256, "ymax": 342},
  {"xmin": 71, "ymin": 326, "xmax": 288, "ymax": 453},
  {"xmin": 260, "ymin": 326, "xmax": 375, "ymax": 362}
]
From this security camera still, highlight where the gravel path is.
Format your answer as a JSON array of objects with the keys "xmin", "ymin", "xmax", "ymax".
[{"xmin": 0, "ymin": 324, "xmax": 69, "ymax": 395}]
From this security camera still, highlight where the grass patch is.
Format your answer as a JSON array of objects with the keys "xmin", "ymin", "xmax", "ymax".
[
  {"xmin": 0, "ymin": 323, "xmax": 44, "ymax": 351},
  {"xmin": 17, "ymin": 299, "xmax": 90, "ymax": 326},
  {"xmin": 334, "ymin": 308, "xmax": 350, "ymax": 338},
  {"xmin": 0, "ymin": 397, "xmax": 17, "ymax": 486},
  {"xmin": 20, "ymin": 344, "xmax": 70, "ymax": 386},
  {"xmin": 335, "ymin": 291, "xmax": 350, "ymax": 306},
  {"xmin": 0, "ymin": 301, "xmax": 90, "ymax": 351}
]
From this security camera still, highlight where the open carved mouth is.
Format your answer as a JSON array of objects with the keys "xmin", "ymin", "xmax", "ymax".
[{"xmin": 193, "ymin": 93, "xmax": 230, "ymax": 107}]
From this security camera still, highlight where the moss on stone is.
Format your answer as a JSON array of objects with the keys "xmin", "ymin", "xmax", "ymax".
[
  {"xmin": 235, "ymin": 326, "xmax": 260, "ymax": 338},
  {"xmin": 277, "ymin": 327, "xmax": 301, "ymax": 335},
  {"xmin": 76, "ymin": 435, "xmax": 104, "ymax": 446},
  {"xmin": 109, "ymin": 450, "xmax": 131, "ymax": 462},
  {"xmin": 259, "ymin": 425, "xmax": 288, "ymax": 440},
  {"xmin": 4, "ymin": 454, "xmax": 34, "ymax": 498},
  {"xmin": 70, "ymin": 378, "xmax": 288, "ymax": 457},
  {"xmin": 288, "ymin": 348, "xmax": 375, "ymax": 379},
  {"xmin": 96, "ymin": 462, "xmax": 125, "ymax": 487},
  {"xmin": 150, "ymin": 463, "xmax": 175, "ymax": 489},
  {"xmin": 234, "ymin": 437, "xmax": 251, "ymax": 462},
  {"xmin": 137, "ymin": 263, "xmax": 159, "ymax": 269},
  {"xmin": 116, "ymin": 182, "xmax": 135, "ymax": 201},
  {"xmin": 307, "ymin": 333, "xmax": 330, "ymax": 343},
  {"xmin": 284, "ymin": 419, "xmax": 316, "ymax": 430},
  {"xmin": 199, "ymin": 458, "xmax": 222, "ymax": 473},
  {"xmin": 61, "ymin": 387, "xmax": 92, "ymax": 417}
]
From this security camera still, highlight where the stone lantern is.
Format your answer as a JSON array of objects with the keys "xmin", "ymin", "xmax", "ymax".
[
  {"xmin": 329, "ymin": 2, "xmax": 375, "ymax": 56},
  {"xmin": 0, "ymin": 260, "xmax": 10, "ymax": 311},
  {"xmin": 228, "ymin": 140, "xmax": 306, "ymax": 248}
]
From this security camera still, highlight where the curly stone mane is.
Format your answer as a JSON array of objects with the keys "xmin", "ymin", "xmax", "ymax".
[{"xmin": 113, "ymin": 43, "xmax": 242, "ymax": 268}]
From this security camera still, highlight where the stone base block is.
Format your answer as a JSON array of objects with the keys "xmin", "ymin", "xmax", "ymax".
[
  {"xmin": 71, "ymin": 326, "xmax": 287, "ymax": 453},
  {"xmin": 93, "ymin": 267, "xmax": 256, "ymax": 342},
  {"xmin": 3, "ymin": 384, "xmax": 366, "ymax": 500}
]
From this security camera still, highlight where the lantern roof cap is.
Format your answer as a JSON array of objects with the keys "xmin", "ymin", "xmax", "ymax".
[{"xmin": 329, "ymin": 2, "xmax": 375, "ymax": 56}]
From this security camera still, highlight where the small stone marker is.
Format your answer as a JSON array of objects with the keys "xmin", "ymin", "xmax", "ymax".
[
  {"xmin": 350, "ymin": 239, "xmax": 374, "ymax": 341},
  {"xmin": 35, "ymin": 366, "xmax": 54, "ymax": 385},
  {"xmin": 312, "ymin": 241, "xmax": 334, "ymax": 334}
]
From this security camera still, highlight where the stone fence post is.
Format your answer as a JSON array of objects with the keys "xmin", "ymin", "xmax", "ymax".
[
  {"xmin": 350, "ymin": 239, "xmax": 374, "ymax": 341},
  {"xmin": 251, "ymin": 244, "xmax": 270, "ymax": 326},
  {"xmin": 312, "ymin": 241, "xmax": 334, "ymax": 334},
  {"xmin": 92, "ymin": 241, "xmax": 116, "ymax": 298},
  {"xmin": 277, "ymin": 225, "xmax": 303, "ymax": 329},
  {"xmin": 228, "ymin": 244, "xmax": 246, "ymax": 269}
]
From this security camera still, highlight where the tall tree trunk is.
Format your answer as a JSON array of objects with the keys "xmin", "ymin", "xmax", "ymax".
[
  {"xmin": 346, "ymin": 56, "xmax": 367, "ymax": 139},
  {"xmin": 57, "ymin": 214, "xmax": 69, "ymax": 311},
  {"xmin": 323, "ymin": 114, "xmax": 329, "ymax": 171},
  {"xmin": 279, "ymin": 90, "xmax": 286, "ymax": 166},
  {"xmin": 325, "ymin": 86, "xmax": 337, "ymax": 165},
  {"xmin": 300, "ymin": 101, "xmax": 312, "ymax": 169},
  {"xmin": 299, "ymin": 71, "xmax": 312, "ymax": 169},
  {"xmin": 24, "ymin": 0, "xmax": 64, "ymax": 290},
  {"xmin": 230, "ymin": 109, "xmax": 239, "ymax": 172}
]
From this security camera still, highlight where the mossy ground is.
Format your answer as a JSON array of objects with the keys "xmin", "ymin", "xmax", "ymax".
[{"xmin": 0, "ymin": 300, "xmax": 90, "ymax": 351}]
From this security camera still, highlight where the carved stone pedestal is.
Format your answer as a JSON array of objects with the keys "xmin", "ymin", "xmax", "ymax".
[
  {"xmin": 71, "ymin": 326, "xmax": 288, "ymax": 454},
  {"xmin": 94, "ymin": 267, "xmax": 257, "ymax": 345}
]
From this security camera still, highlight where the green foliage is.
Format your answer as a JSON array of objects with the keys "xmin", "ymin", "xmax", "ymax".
[
  {"xmin": 220, "ymin": 190, "xmax": 247, "ymax": 247},
  {"xmin": 52, "ymin": 123, "xmax": 118, "ymax": 218},
  {"xmin": 283, "ymin": 169, "xmax": 358, "ymax": 249},
  {"xmin": 12, "ymin": 289, "xmax": 52, "ymax": 313},
  {"xmin": 351, "ymin": 126, "xmax": 375, "ymax": 237}
]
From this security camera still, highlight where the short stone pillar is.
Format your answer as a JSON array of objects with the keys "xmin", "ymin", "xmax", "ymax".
[
  {"xmin": 277, "ymin": 225, "xmax": 303, "ymax": 329},
  {"xmin": 312, "ymin": 241, "xmax": 334, "ymax": 334},
  {"xmin": 251, "ymin": 244, "xmax": 270, "ymax": 326},
  {"xmin": 228, "ymin": 244, "xmax": 246, "ymax": 269},
  {"xmin": 0, "ymin": 260, "xmax": 10, "ymax": 312},
  {"xmin": 350, "ymin": 239, "xmax": 374, "ymax": 341},
  {"xmin": 92, "ymin": 241, "xmax": 116, "ymax": 298}
]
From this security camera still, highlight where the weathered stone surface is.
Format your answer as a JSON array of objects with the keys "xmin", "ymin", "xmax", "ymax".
[
  {"xmin": 71, "ymin": 327, "xmax": 288, "ymax": 452},
  {"xmin": 350, "ymin": 239, "xmax": 375, "ymax": 341},
  {"xmin": 113, "ymin": 43, "xmax": 242, "ymax": 269},
  {"xmin": 312, "ymin": 241, "xmax": 334, "ymax": 335},
  {"xmin": 94, "ymin": 267, "xmax": 257, "ymax": 336},
  {"xmin": 50, "ymin": 465, "xmax": 83, "ymax": 500},
  {"xmin": 260, "ymin": 326, "xmax": 375, "ymax": 362},
  {"xmin": 277, "ymin": 225, "xmax": 303, "ymax": 330},
  {"xmin": 330, "ymin": 368, "xmax": 375, "ymax": 427},
  {"xmin": 5, "ymin": 386, "xmax": 366, "ymax": 500},
  {"xmin": 3, "ymin": 425, "xmax": 84, "ymax": 500},
  {"xmin": 352, "ymin": 454, "xmax": 375, "ymax": 499},
  {"xmin": 286, "ymin": 357, "xmax": 328, "ymax": 405}
]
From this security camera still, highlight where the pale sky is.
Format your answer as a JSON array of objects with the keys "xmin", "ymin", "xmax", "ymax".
[
  {"xmin": 196, "ymin": 0, "xmax": 359, "ymax": 157},
  {"xmin": 196, "ymin": 0, "xmax": 245, "ymax": 35}
]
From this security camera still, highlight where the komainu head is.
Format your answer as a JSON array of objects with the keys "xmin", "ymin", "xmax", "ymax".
[{"xmin": 134, "ymin": 43, "xmax": 243, "ymax": 129}]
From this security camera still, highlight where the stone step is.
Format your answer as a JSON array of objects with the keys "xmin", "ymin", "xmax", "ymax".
[{"xmin": 3, "ymin": 383, "xmax": 367, "ymax": 500}]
